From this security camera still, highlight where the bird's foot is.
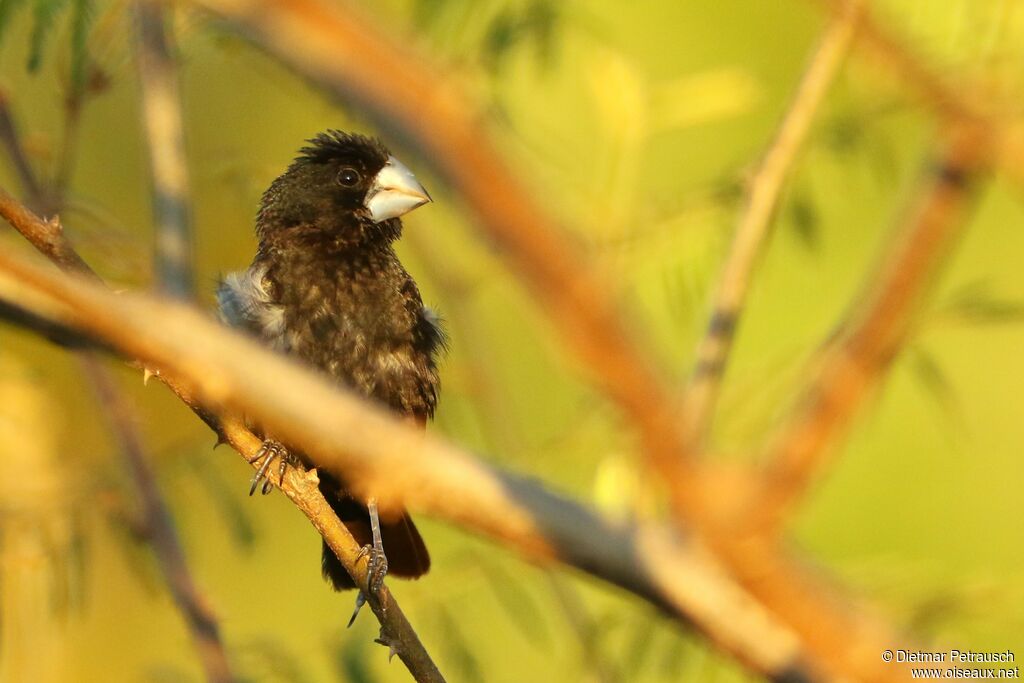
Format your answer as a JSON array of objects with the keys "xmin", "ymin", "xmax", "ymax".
[
  {"xmin": 248, "ymin": 440, "xmax": 296, "ymax": 496},
  {"xmin": 347, "ymin": 498, "xmax": 388, "ymax": 628},
  {"xmin": 347, "ymin": 542, "xmax": 389, "ymax": 627},
  {"xmin": 355, "ymin": 542, "xmax": 389, "ymax": 594}
]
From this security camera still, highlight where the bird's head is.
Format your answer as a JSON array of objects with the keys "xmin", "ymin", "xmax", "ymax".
[{"xmin": 257, "ymin": 131, "xmax": 431, "ymax": 245}]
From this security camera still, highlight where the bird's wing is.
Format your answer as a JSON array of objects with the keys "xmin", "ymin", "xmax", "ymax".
[{"xmin": 216, "ymin": 265, "xmax": 289, "ymax": 350}]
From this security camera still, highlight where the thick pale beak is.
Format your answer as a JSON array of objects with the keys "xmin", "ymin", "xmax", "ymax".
[{"xmin": 365, "ymin": 155, "xmax": 431, "ymax": 223}]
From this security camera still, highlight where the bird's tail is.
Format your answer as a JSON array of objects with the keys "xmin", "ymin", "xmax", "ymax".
[{"xmin": 320, "ymin": 486, "xmax": 430, "ymax": 591}]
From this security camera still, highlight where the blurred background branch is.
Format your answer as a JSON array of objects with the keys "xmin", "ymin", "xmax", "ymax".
[
  {"xmin": 682, "ymin": 0, "xmax": 861, "ymax": 448},
  {"xmin": 81, "ymin": 356, "xmax": 234, "ymax": 683},
  {"xmin": 752, "ymin": 125, "xmax": 987, "ymax": 533},
  {"xmin": 133, "ymin": 0, "xmax": 196, "ymax": 299}
]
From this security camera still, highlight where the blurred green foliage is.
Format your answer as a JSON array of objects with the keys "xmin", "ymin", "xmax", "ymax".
[{"xmin": 1, "ymin": 0, "xmax": 1024, "ymax": 681}]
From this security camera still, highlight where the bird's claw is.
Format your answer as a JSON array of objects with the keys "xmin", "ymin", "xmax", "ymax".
[
  {"xmin": 355, "ymin": 543, "xmax": 389, "ymax": 594},
  {"xmin": 347, "ymin": 543, "xmax": 388, "ymax": 627},
  {"xmin": 347, "ymin": 590, "xmax": 367, "ymax": 628},
  {"xmin": 248, "ymin": 440, "xmax": 294, "ymax": 496}
]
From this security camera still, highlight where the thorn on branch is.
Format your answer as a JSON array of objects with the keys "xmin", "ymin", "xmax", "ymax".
[{"xmin": 375, "ymin": 629, "xmax": 401, "ymax": 663}]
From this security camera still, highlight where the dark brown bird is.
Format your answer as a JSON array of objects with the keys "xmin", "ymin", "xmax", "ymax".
[{"xmin": 217, "ymin": 131, "xmax": 443, "ymax": 593}]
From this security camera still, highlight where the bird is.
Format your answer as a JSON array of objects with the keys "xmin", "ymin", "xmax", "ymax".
[{"xmin": 216, "ymin": 131, "xmax": 443, "ymax": 597}]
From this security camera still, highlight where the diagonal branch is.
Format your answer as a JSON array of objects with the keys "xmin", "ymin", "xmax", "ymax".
[
  {"xmin": 0, "ymin": 185, "xmax": 445, "ymax": 683},
  {"xmin": 747, "ymin": 125, "xmax": 988, "ymax": 533},
  {"xmin": 134, "ymin": 0, "xmax": 196, "ymax": 299},
  {"xmin": 0, "ymin": 188, "xmax": 96, "ymax": 276},
  {"xmin": 682, "ymin": 0, "xmax": 860, "ymax": 447},
  {"xmin": 0, "ymin": 185, "xmax": 824, "ymax": 683},
  {"xmin": 209, "ymin": 415, "xmax": 446, "ymax": 682}
]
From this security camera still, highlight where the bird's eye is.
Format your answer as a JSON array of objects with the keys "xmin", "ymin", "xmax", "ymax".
[{"xmin": 337, "ymin": 168, "xmax": 361, "ymax": 187}]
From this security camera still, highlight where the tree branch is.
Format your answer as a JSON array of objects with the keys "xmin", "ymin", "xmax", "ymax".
[
  {"xmin": 134, "ymin": 0, "xmax": 196, "ymax": 299},
  {"xmin": 682, "ymin": 0, "xmax": 860, "ymax": 447},
  {"xmin": 748, "ymin": 125, "xmax": 987, "ymax": 533},
  {"xmin": 0, "ymin": 186, "xmax": 446, "ymax": 682},
  {"xmin": 0, "ymin": 186, "xmax": 820, "ymax": 682},
  {"xmin": 0, "ymin": 187, "xmax": 96, "ymax": 276}
]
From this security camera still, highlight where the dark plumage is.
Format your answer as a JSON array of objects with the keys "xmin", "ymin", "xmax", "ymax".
[{"xmin": 218, "ymin": 131, "xmax": 443, "ymax": 590}]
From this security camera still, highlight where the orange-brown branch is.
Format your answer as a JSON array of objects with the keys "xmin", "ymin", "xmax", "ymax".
[
  {"xmin": 0, "ymin": 238, "xmax": 822, "ymax": 681},
  {"xmin": 0, "ymin": 185, "xmax": 446, "ymax": 683},
  {"xmin": 750, "ymin": 125, "xmax": 988, "ymax": 533}
]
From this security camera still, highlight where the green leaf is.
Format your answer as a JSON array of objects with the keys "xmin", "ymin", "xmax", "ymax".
[
  {"xmin": 28, "ymin": 0, "xmax": 70, "ymax": 72},
  {"xmin": 68, "ymin": 0, "xmax": 93, "ymax": 97},
  {"xmin": 0, "ymin": 0, "xmax": 31, "ymax": 51},
  {"xmin": 788, "ymin": 190, "xmax": 820, "ymax": 252},
  {"xmin": 623, "ymin": 613, "xmax": 658, "ymax": 673},
  {"xmin": 483, "ymin": 0, "xmax": 563, "ymax": 73},
  {"xmin": 480, "ymin": 560, "xmax": 550, "ymax": 647},
  {"xmin": 329, "ymin": 637, "xmax": 377, "ymax": 683},
  {"xmin": 945, "ymin": 281, "xmax": 1024, "ymax": 325},
  {"xmin": 186, "ymin": 451, "xmax": 257, "ymax": 549},
  {"xmin": 435, "ymin": 605, "xmax": 485, "ymax": 682},
  {"xmin": 524, "ymin": 0, "xmax": 560, "ymax": 66},
  {"xmin": 240, "ymin": 637, "xmax": 315, "ymax": 683},
  {"xmin": 482, "ymin": 8, "xmax": 518, "ymax": 72},
  {"xmin": 907, "ymin": 346, "xmax": 960, "ymax": 427}
]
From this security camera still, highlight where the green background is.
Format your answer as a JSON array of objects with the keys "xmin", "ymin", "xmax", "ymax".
[{"xmin": 1, "ymin": 0, "xmax": 1022, "ymax": 681}]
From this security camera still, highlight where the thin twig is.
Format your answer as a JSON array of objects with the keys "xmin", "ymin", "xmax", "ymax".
[
  {"xmin": 81, "ymin": 357, "xmax": 234, "ymax": 683},
  {"xmin": 0, "ymin": 187, "xmax": 822, "ymax": 682},
  {"xmin": 682, "ymin": 0, "xmax": 860, "ymax": 447},
  {"xmin": 209, "ymin": 417, "xmax": 447, "ymax": 683},
  {"xmin": 0, "ymin": 186, "xmax": 447, "ymax": 683},
  {"xmin": 748, "ymin": 125, "xmax": 988, "ymax": 533},
  {"xmin": 134, "ymin": 0, "xmax": 196, "ymax": 299},
  {"xmin": 0, "ymin": 91, "xmax": 51, "ymax": 214},
  {"xmin": 0, "ymin": 190, "xmax": 96, "ymax": 276}
]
